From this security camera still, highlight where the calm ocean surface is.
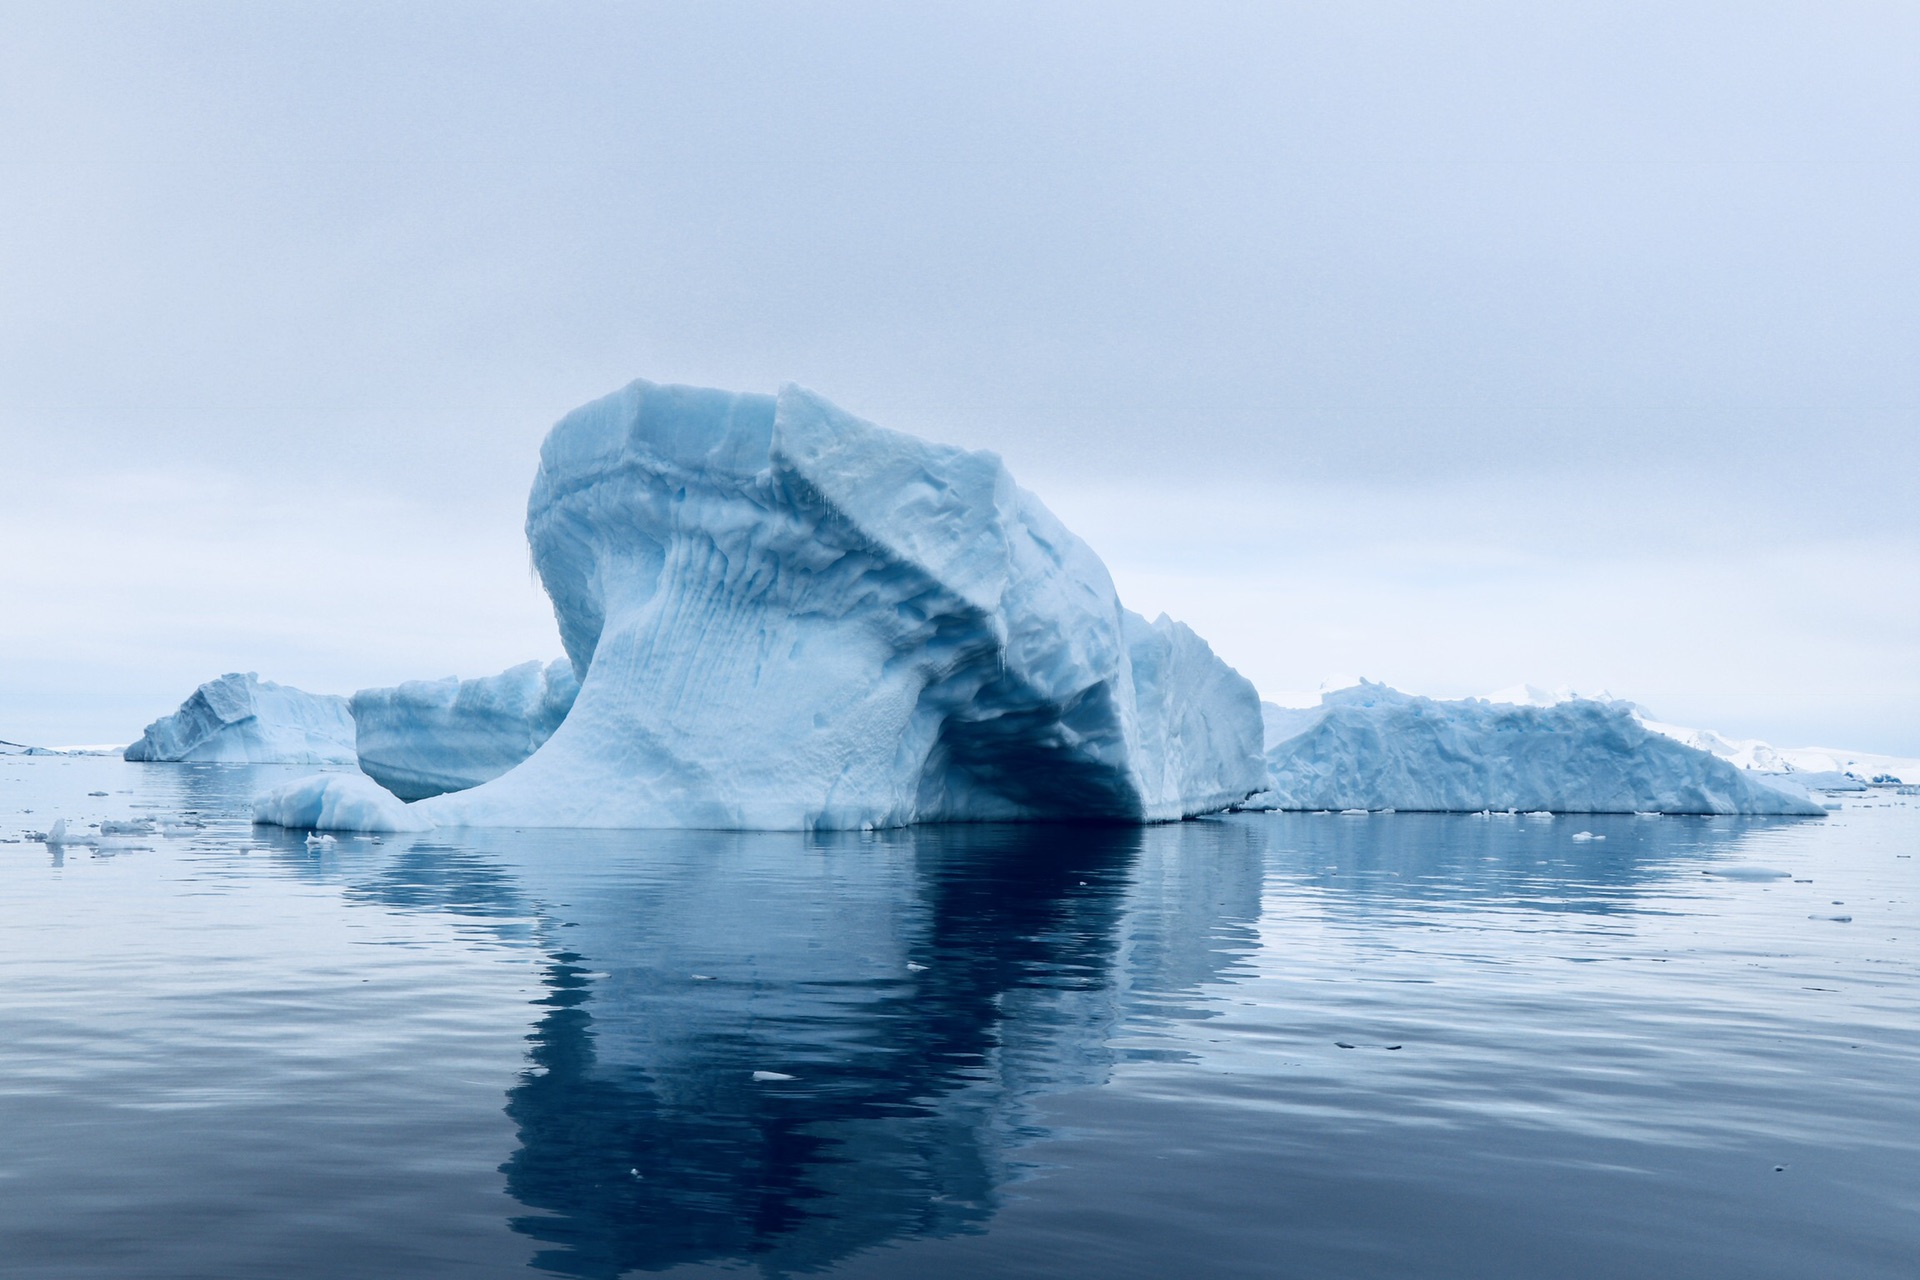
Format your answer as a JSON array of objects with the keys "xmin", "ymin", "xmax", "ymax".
[{"xmin": 1, "ymin": 756, "xmax": 1914, "ymax": 1279}]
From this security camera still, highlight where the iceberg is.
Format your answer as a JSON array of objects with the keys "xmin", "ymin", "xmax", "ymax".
[
  {"xmin": 125, "ymin": 673, "xmax": 357, "ymax": 765},
  {"xmin": 351, "ymin": 658, "xmax": 580, "ymax": 801},
  {"xmin": 1247, "ymin": 682, "xmax": 1825, "ymax": 815},
  {"xmin": 259, "ymin": 379, "xmax": 1264, "ymax": 831},
  {"xmin": 1485, "ymin": 685, "xmax": 1918, "ymax": 785}
]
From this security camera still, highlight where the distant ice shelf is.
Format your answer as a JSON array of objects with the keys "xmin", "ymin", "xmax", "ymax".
[{"xmin": 256, "ymin": 378, "xmax": 1267, "ymax": 832}]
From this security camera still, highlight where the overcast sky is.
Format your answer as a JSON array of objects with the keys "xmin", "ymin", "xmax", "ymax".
[{"xmin": 2, "ymin": 1, "xmax": 1915, "ymax": 753}]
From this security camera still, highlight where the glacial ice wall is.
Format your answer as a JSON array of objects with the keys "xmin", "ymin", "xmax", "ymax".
[
  {"xmin": 1247, "ymin": 683, "xmax": 1826, "ymax": 816},
  {"xmin": 125, "ymin": 673, "xmax": 356, "ymax": 765},
  {"xmin": 383, "ymin": 379, "xmax": 1267, "ymax": 830},
  {"xmin": 351, "ymin": 658, "xmax": 580, "ymax": 800}
]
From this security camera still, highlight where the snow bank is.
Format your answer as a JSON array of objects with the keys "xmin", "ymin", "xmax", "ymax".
[
  {"xmin": 378, "ymin": 379, "xmax": 1265, "ymax": 831},
  {"xmin": 1248, "ymin": 683, "xmax": 1825, "ymax": 815},
  {"xmin": 351, "ymin": 658, "xmax": 580, "ymax": 800},
  {"xmin": 252, "ymin": 773, "xmax": 432, "ymax": 832},
  {"xmin": 125, "ymin": 673, "xmax": 356, "ymax": 764}
]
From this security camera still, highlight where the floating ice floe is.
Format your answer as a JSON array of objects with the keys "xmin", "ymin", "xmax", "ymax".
[
  {"xmin": 1244, "ymin": 682, "xmax": 1825, "ymax": 816},
  {"xmin": 351, "ymin": 658, "xmax": 581, "ymax": 800},
  {"xmin": 125, "ymin": 673, "xmax": 356, "ymax": 765},
  {"xmin": 259, "ymin": 379, "xmax": 1264, "ymax": 832},
  {"xmin": 253, "ymin": 773, "xmax": 432, "ymax": 833}
]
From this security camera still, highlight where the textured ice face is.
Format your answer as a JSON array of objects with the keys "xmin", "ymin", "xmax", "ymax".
[
  {"xmin": 125, "ymin": 673, "xmax": 356, "ymax": 765},
  {"xmin": 1248, "ymin": 682, "xmax": 1827, "ymax": 815},
  {"xmin": 400, "ymin": 379, "xmax": 1266, "ymax": 830},
  {"xmin": 351, "ymin": 658, "xmax": 580, "ymax": 801}
]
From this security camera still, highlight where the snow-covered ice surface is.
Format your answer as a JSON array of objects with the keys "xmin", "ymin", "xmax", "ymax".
[
  {"xmin": 1634, "ymin": 719, "xmax": 1918, "ymax": 785},
  {"xmin": 125, "ymin": 673, "xmax": 357, "ymax": 765},
  {"xmin": 351, "ymin": 659, "xmax": 580, "ymax": 801},
  {"xmin": 1483, "ymin": 684, "xmax": 1920, "ymax": 785},
  {"xmin": 260, "ymin": 379, "xmax": 1263, "ymax": 832},
  {"xmin": 1249, "ymin": 683, "xmax": 1826, "ymax": 816}
]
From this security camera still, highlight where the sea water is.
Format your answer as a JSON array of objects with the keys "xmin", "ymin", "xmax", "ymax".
[{"xmin": 0, "ymin": 755, "xmax": 1914, "ymax": 1278}]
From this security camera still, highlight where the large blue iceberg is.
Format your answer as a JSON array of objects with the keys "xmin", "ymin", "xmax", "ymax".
[
  {"xmin": 258, "ymin": 380, "xmax": 1267, "ymax": 831},
  {"xmin": 1246, "ymin": 683, "xmax": 1826, "ymax": 816}
]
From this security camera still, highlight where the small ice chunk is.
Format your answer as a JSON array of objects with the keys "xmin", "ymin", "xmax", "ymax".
[
  {"xmin": 253, "ymin": 773, "xmax": 432, "ymax": 833},
  {"xmin": 1570, "ymin": 831, "xmax": 1604, "ymax": 842},
  {"xmin": 750, "ymin": 1070, "xmax": 795, "ymax": 1082}
]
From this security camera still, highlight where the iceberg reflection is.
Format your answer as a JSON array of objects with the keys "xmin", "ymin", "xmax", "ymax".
[
  {"xmin": 457, "ymin": 822, "xmax": 1262, "ymax": 1277},
  {"xmin": 226, "ymin": 795, "xmax": 1791, "ymax": 1277}
]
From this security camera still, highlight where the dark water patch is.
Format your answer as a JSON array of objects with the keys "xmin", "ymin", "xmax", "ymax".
[{"xmin": 0, "ymin": 758, "xmax": 1914, "ymax": 1278}]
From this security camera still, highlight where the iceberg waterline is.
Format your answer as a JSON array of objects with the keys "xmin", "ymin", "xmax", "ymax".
[
  {"xmin": 258, "ymin": 379, "xmax": 1268, "ymax": 832},
  {"xmin": 1247, "ymin": 683, "xmax": 1827, "ymax": 816}
]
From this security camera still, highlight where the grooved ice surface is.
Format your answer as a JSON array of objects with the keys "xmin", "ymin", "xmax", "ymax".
[
  {"xmin": 124, "ymin": 673, "xmax": 356, "ymax": 765},
  {"xmin": 1249, "ymin": 683, "xmax": 1827, "ymax": 815},
  {"xmin": 352, "ymin": 659, "xmax": 580, "ymax": 801},
  {"xmin": 266, "ymin": 380, "xmax": 1265, "ymax": 831}
]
